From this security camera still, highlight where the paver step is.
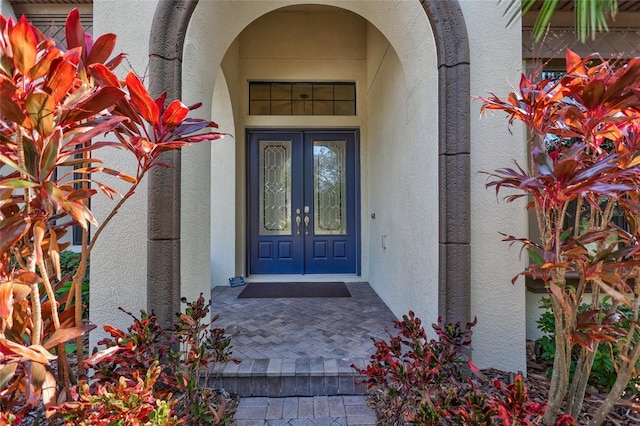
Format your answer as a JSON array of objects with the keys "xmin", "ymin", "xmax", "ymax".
[{"xmin": 210, "ymin": 357, "xmax": 369, "ymax": 397}]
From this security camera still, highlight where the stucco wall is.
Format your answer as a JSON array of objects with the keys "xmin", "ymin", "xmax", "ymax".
[
  {"xmin": 0, "ymin": 0, "xmax": 14, "ymax": 17},
  {"xmin": 89, "ymin": 0, "xmax": 157, "ymax": 349},
  {"xmin": 527, "ymin": 291, "xmax": 547, "ymax": 341},
  {"xmin": 365, "ymin": 21, "xmax": 439, "ymax": 329},
  {"xmin": 461, "ymin": 0, "xmax": 527, "ymax": 372}
]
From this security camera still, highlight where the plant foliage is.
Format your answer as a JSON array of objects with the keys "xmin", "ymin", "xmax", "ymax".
[
  {"xmin": 478, "ymin": 50, "xmax": 640, "ymax": 425},
  {"xmin": 535, "ymin": 297, "xmax": 640, "ymax": 395},
  {"xmin": 500, "ymin": 0, "xmax": 619, "ymax": 43},
  {"xmin": 0, "ymin": 9, "xmax": 223, "ymax": 422},
  {"xmin": 354, "ymin": 312, "xmax": 575, "ymax": 425},
  {"xmin": 55, "ymin": 294, "xmax": 239, "ymax": 425}
]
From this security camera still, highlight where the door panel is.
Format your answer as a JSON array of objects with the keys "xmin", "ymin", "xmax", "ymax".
[
  {"xmin": 303, "ymin": 134, "xmax": 357, "ymax": 273},
  {"xmin": 248, "ymin": 133, "xmax": 303, "ymax": 274},
  {"xmin": 248, "ymin": 130, "xmax": 359, "ymax": 275}
]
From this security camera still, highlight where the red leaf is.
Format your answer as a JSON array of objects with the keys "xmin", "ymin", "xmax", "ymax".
[
  {"xmin": 85, "ymin": 345, "xmax": 121, "ymax": 366},
  {"xmin": 40, "ymin": 128, "xmax": 62, "ymax": 180},
  {"xmin": 89, "ymin": 63, "xmax": 121, "ymax": 88},
  {"xmin": 566, "ymin": 49, "xmax": 586, "ymax": 75},
  {"xmin": 0, "ymin": 339, "xmax": 51, "ymax": 364},
  {"xmin": 65, "ymin": 8, "xmax": 86, "ymax": 62},
  {"xmin": 0, "ymin": 80, "xmax": 25, "ymax": 124},
  {"xmin": 10, "ymin": 16, "xmax": 37, "ymax": 75},
  {"xmin": 43, "ymin": 325, "xmax": 96, "ymax": 350},
  {"xmin": 12, "ymin": 270, "xmax": 41, "ymax": 287},
  {"xmin": 44, "ymin": 58, "xmax": 77, "ymax": 104},
  {"xmin": 41, "ymin": 370, "xmax": 56, "ymax": 409},
  {"xmin": 62, "ymin": 116, "xmax": 128, "ymax": 148},
  {"xmin": 125, "ymin": 72, "xmax": 159, "ymax": 126},
  {"xmin": 100, "ymin": 167, "xmax": 137, "ymax": 183},
  {"xmin": 86, "ymin": 33, "xmax": 116, "ymax": 65},
  {"xmin": 582, "ymin": 80, "xmax": 605, "ymax": 110},
  {"xmin": 43, "ymin": 181, "xmax": 65, "ymax": 211},
  {"xmin": 28, "ymin": 48, "xmax": 62, "ymax": 81},
  {"xmin": 104, "ymin": 52, "xmax": 127, "ymax": 70},
  {"xmin": 161, "ymin": 99, "xmax": 189, "ymax": 127},
  {"xmin": 0, "ymin": 214, "xmax": 31, "ymax": 254},
  {"xmin": 0, "ymin": 363, "xmax": 18, "ymax": 389},
  {"xmin": 62, "ymin": 200, "xmax": 97, "ymax": 229},
  {"xmin": 65, "ymin": 86, "xmax": 125, "ymax": 122}
]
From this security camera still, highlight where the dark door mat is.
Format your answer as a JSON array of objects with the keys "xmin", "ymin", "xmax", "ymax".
[{"xmin": 237, "ymin": 282, "xmax": 351, "ymax": 298}]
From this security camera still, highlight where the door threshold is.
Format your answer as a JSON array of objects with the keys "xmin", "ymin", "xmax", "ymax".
[{"xmin": 245, "ymin": 274, "xmax": 362, "ymax": 283}]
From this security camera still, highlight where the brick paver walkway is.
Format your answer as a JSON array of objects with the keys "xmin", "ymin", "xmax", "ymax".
[
  {"xmin": 233, "ymin": 396, "xmax": 377, "ymax": 426},
  {"xmin": 211, "ymin": 282, "xmax": 396, "ymax": 360},
  {"xmin": 212, "ymin": 282, "xmax": 393, "ymax": 425}
]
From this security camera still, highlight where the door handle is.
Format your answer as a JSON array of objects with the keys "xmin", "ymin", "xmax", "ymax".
[
  {"xmin": 295, "ymin": 208, "xmax": 301, "ymax": 235},
  {"xmin": 303, "ymin": 206, "xmax": 310, "ymax": 235}
]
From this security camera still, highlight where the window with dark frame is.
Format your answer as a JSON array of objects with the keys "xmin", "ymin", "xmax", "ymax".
[{"xmin": 249, "ymin": 82, "xmax": 356, "ymax": 116}]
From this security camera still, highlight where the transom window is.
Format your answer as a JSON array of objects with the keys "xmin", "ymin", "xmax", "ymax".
[{"xmin": 249, "ymin": 82, "xmax": 356, "ymax": 116}]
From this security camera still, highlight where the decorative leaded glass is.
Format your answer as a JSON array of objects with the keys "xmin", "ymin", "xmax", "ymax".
[
  {"xmin": 259, "ymin": 141, "xmax": 291, "ymax": 235},
  {"xmin": 249, "ymin": 82, "xmax": 356, "ymax": 115},
  {"xmin": 313, "ymin": 140, "xmax": 346, "ymax": 235}
]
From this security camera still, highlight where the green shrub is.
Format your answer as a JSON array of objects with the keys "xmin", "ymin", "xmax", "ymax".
[
  {"xmin": 535, "ymin": 297, "xmax": 640, "ymax": 395},
  {"xmin": 56, "ymin": 251, "xmax": 90, "ymax": 313}
]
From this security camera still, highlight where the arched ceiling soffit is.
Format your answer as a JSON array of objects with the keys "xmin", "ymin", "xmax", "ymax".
[{"xmin": 187, "ymin": 1, "xmax": 436, "ymax": 76}]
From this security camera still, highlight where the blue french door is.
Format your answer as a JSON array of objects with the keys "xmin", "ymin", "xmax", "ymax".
[{"xmin": 248, "ymin": 130, "xmax": 359, "ymax": 275}]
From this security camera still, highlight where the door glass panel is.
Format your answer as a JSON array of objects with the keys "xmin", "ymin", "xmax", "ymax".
[
  {"xmin": 259, "ymin": 141, "xmax": 291, "ymax": 235},
  {"xmin": 313, "ymin": 140, "xmax": 346, "ymax": 235}
]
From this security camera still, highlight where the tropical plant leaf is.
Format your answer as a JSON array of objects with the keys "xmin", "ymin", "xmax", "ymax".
[
  {"xmin": 0, "ymin": 80, "xmax": 26, "ymax": 124},
  {"xmin": 43, "ymin": 325, "xmax": 96, "ymax": 350},
  {"xmin": 86, "ymin": 33, "xmax": 116, "ymax": 65},
  {"xmin": 43, "ymin": 57, "xmax": 77, "ymax": 104},
  {"xmin": 65, "ymin": 86, "xmax": 125, "ymax": 122},
  {"xmin": 162, "ymin": 99, "xmax": 189, "ymax": 127},
  {"xmin": 40, "ymin": 128, "xmax": 62, "ymax": 181},
  {"xmin": 25, "ymin": 92, "xmax": 55, "ymax": 137},
  {"xmin": 0, "ymin": 215, "xmax": 31, "ymax": 254},
  {"xmin": 125, "ymin": 71, "xmax": 159, "ymax": 126},
  {"xmin": 89, "ymin": 62, "xmax": 121, "ymax": 88},
  {"xmin": 0, "ymin": 363, "xmax": 18, "ymax": 389},
  {"xmin": 0, "ymin": 179, "xmax": 39, "ymax": 189},
  {"xmin": 65, "ymin": 8, "xmax": 86, "ymax": 60},
  {"xmin": 9, "ymin": 16, "xmax": 37, "ymax": 75},
  {"xmin": 41, "ymin": 370, "xmax": 57, "ymax": 409},
  {"xmin": 61, "ymin": 119, "xmax": 128, "ymax": 153},
  {"xmin": 28, "ymin": 48, "xmax": 62, "ymax": 81},
  {"xmin": 0, "ymin": 339, "xmax": 52, "ymax": 364}
]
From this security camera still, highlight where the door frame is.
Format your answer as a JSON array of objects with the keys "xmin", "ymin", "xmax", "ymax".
[{"xmin": 245, "ymin": 128, "xmax": 361, "ymax": 276}]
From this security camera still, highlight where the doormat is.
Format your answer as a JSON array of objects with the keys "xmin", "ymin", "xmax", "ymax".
[{"xmin": 237, "ymin": 282, "xmax": 351, "ymax": 298}]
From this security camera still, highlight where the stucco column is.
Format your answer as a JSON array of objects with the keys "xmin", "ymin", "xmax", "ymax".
[
  {"xmin": 421, "ymin": 0, "xmax": 471, "ymax": 326},
  {"xmin": 147, "ymin": 0, "xmax": 199, "ymax": 327}
]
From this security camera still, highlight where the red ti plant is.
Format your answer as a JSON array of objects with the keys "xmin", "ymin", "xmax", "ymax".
[
  {"xmin": 478, "ymin": 50, "xmax": 640, "ymax": 425},
  {"xmin": 0, "ymin": 9, "xmax": 223, "ymax": 421}
]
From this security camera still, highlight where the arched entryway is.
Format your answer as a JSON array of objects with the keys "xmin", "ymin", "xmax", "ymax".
[{"xmin": 146, "ymin": 0, "xmax": 470, "ymax": 331}]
